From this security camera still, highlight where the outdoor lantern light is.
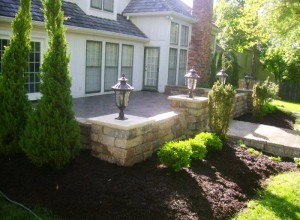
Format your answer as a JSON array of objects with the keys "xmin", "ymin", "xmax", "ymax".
[
  {"xmin": 111, "ymin": 74, "xmax": 134, "ymax": 120},
  {"xmin": 217, "ymin": 69, "xmax": 228, "ymax": 85},
  {"xmin": 184, "ymin": 67, "xmax": 200, "ymax": 98},
  {"xmin": 244, "ymin": 73, "xmax": 253, "ymax": 89}
]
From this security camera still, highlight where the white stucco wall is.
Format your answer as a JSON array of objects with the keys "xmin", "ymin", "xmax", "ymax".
[
  {"xmin": 129, "ymin": 15, "xmax": 193, "ymax": 92},
  {"xmin": 0, "ymin": 20, "xmax": 145, "ymax": 100}
]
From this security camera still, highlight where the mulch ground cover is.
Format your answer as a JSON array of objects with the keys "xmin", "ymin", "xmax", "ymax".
[{"xmin": 0, "ymin": 110, "xmax": 298, "ymax": 220}]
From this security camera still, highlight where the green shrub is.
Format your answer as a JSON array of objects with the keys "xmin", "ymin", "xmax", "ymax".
[
  {"xmin": 237, "ymin": 140, "xmax": 247, "ymax": 149},
  {"xmin": 189, "ymin": 139, "xmax": 207, "ymax": 160},
  {"xmin": 209, "ymin": 82, "xmax": 236, "ymax": 140},
  {"xmin": 22, "ymin": 0, "xmax": 80, "ymax": 169},
  {"xmin": 294, "ymin": 158, "xmax": 300, "ymax": 167},
  {"xmin": 252, "ymin": 78, "xmax": 279, "ymax": 120},
  {"xmin": 194, "ymin": 132, "xmax": 223, "ymax": 152},
  {"xmin": 268, "ymin": 156, "xmax": 282, "ymax": 162},
  {"xmin": 247, "ymin": 148, "xmax": 263, "ymax": 156},
  {"xmin": 262, "ymin": 102, "xmax": 278, "ymax": 115},
  {"xmin": 157, "ymin": 141, "xmax": 192, "ymax": 171},
  {"xmin": 0, "ymin": 0, "xmax": 32, "ymax": 155}
]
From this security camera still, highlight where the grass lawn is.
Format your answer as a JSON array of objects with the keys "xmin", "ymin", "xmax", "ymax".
[
  {"xmin": 272, "ymin": 99, "xmax": 300, "ymax": 130},
  {"xmin": 0, "ymin": 192, "xmax": 59, "ymax": 220},
  {"xmin": 232, "ymin": 171, "xmax": 300, "ymax": 220}
]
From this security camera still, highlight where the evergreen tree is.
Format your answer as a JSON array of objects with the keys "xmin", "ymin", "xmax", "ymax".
[
  {"xmin": 0, "ymin": 0, "xmax": 32, "ymax": 155},
  {"xmin": 22, "ymin": 0, "xmax": 81, "ymax": 169}
]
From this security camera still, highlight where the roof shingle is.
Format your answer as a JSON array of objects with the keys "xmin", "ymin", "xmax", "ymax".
[
  {"xmin": 0, "ymin": 0, "xmax": 148, "ymax": 39},
  {"xmin": 123, "ymin": 0, "xmax": 194, "ymax": 19}
]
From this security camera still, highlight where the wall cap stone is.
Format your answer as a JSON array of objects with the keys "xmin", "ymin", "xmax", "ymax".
[
  {"xmin": 168, "ymin": 95, "xmax": 208, "ymax": 103},
  {"xmin": 149, "ymin": 111, "xmax": 180, "ymax": 122},
  {"xmin": 87, "ymin": 114, "xmax": 154, "ymax": 131}
]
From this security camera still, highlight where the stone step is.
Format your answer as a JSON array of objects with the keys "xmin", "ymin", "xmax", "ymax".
[{"xmin": 228, "ymin": 120, "xmax": 300, "ymax": 158}]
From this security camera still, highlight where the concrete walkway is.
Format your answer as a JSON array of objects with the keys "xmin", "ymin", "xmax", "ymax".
[{"xmin": 229, "ymin": 120, "xmax": 300, "ymax": 158}]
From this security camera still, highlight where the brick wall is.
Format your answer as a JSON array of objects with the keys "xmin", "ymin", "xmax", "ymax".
[{"xmin": 188, "ymin": 0, "xmax": 214, "ymax": 83}]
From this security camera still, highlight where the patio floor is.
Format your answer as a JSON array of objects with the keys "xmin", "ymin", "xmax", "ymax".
[{"xmin": 73, "ymin": 91, "xmax": 172, "ymax": 119}]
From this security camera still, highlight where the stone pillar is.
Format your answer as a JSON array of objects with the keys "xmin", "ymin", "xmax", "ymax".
[{"xmin": 188, "ymin": 0, "xmax": 214, "ymax": 83}]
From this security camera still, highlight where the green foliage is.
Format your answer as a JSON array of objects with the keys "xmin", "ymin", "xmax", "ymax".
[
  {"xmin": 247, "ymin": 148, "xmax": 263, "ymax": 157},
  {"xmin": 209, "ymin": 81, "xmax": 236, "ymax": 140},
  {"xmin": 237, "ymin": 140, "xmax": 247, "ymax": 149},
  {"xmin": 215, "ymin": 0, "xmax": 300, "ymax": 82},
  {"xmin": 157, "ymin": 141, "xmax": 192, "ymax": 171},
  {"xmin": 233, "ymin": 171, "xmax": 300, "ymax": 220},
  {"xmin": 0, "ymin": 0, "xmax": 32, "ymax": 155},
  {"xmin": 188, "ymin": 139, "xmax": 207, "ymax": 160},
  {"xmin": 268, "ymin": 156, "xmax": 282, "ymax": 162},
  {"xmin": 22, "ymin": 0, "xmax": 80, "ymax": 169},
  {"xmin": 294, "ymin": 158, "xmax": 300, "ymax": 167},
  {"xmin": 209, "ymin": 51, "xmax": 239, "ymax": 88},
  {"xmin": 252, "ymin": 78, "xmax": 279, "ymax": 120},
  {"xmin": 194, "ymin": 132, "xmax": 223, "ymax": 152}
]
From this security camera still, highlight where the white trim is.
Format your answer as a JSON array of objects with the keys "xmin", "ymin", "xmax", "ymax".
[{"xmin": 124, "ymin": 11, "xmax": 197, "ymax": 23}]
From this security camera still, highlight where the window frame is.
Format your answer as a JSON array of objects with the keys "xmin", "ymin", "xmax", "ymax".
[
  {"xmin": 121, "ymin": 44, "xmax": 134, "ymax": 84},
  {"xmin": 104, "ymin": 42, "xmax": 119, "ymax": 92},
  {"xmin": 170, "ymin": 22, "xmax": 179, "ymax": 45}
]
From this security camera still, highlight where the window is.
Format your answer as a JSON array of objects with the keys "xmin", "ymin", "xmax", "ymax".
[
  {"xmin": 0, "ymin": 40, "xmax": 41, "ymax": 94},
  {"xmin": 170, "ymin": 22, "xmax": 179, "ymax": 45},
  {"xmin": 181, "ymin": 25, "xmax": 189, "ymax": 47},
  {"xmin": 0, "ymin": 39, "xmax": 9, "ymax": 72},
  {"xmin": 91, "ymin": 0, "xmax": 113, "ymax": 12},
  {"xmin": 104, "ymin": 43, "xmax": 119, "ymax": 91},
  {"xmin": 178, "ymin": 49, "xmax": 187, "ymax": 86},
  {"xmin": 121, "ymin": 45, "xmax": 134, "ymax": 84},
  {"xmin": 91, "ymin": 0, "xmax": 102, "ymax": 9},
  {"xmin": 168, "ymin": 48, "xmax": 178, "ymax": 85},
  {"xmin": 86, "ymin": 41, "xmax": 102, "ymax": 93},
  {"xmin": 24, "ymin": 42, "xmax": 41, "ymax": 93},
  {"xmin": 103, "ymin": 0, "xmax": 114, "ymax": 12}
]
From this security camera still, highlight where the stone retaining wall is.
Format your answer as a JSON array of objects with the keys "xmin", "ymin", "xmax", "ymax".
[
  {"xmin": 165, "ymin": 85, "xmax": 210, "ymax": 97},
  {"xmin": 77, "ymin": 92, "xmax": 252, "ymax": 166}
]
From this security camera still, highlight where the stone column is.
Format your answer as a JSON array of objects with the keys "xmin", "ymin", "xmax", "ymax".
[{"xmin": 188, "ymin": 0, "xmax": 214, "ymax": 83}]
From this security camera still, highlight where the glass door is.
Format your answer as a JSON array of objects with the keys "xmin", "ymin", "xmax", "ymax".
[{"xmin": 143, "ymin": 47, "xmax": 160, "ymax": 90}]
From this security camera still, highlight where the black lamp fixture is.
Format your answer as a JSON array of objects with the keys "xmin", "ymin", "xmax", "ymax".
[
  {"xmin": 184, "ymin": 67, "xmax": 200, "ymax": 98},
  {"xmin": 111, "ymin": 74, "xmax": 134, "ymax": 120},
  {"xmin": 216, "ymin": 69, "xmax": 228, "ymax": 85},
  {"xmin": 244, "ymin": 73, "xmax": 253, "ymax": 89}
]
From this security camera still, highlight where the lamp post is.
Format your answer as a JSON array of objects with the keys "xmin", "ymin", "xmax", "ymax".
[
  {"xmin": 111, "ymin": 74, "xmax": 134, "ymax": 120},
  {"xmin": 184, "ymin": 67, "xmax": 200, "ymax": 98},
  {"xmin": 216, "ymin": 69, "xmax": 228, "ymax": 85},
  {"xmin": 244, "ymin": 73, "xmax": 253, "ymax": 89}
]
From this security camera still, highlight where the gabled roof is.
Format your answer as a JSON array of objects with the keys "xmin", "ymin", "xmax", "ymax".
[
  {"xmin": 0, "ymin": 0, "xmax": 148, "ymax": 39},
  {"xmin": 123, "ymin": 0, "xmax": 194, "ymax": 19}
]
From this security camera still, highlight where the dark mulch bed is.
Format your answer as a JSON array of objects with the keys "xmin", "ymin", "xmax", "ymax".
[
  {"xmin": 235, "ymin": 110, "xmax": 295, "ymax": 130},
  {"xmin": 0, "ymin": 144, "xmax": 298, "ymax": 220}
]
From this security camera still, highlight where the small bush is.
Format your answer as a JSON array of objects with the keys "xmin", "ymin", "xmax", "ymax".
[
  {"xmin": 194, "ymin": 132, "xmax": 223, "ymax": 152},
  {"xmin": 247, "ymin": 148, "xmax": 263, "ymax": 156},
  {"xmin": 237, "ymin": 140, "xmax": 247, "ymax": 149},
  {"xmin": 262, "ymin": 102, "xmax": 278, "ymax": 115},
  {"xmin": 294, "ymin": 157, "xmax": 300, "ymax": 167},
  {"xmin": 158, "ymin": 141, "xmax": 192, "ymax": 171},
  {"xmin": 209, "ymin": 81, "xmax": 236, "ymax": 140},
  {"xmin": 268, "ymin": 156, "xmax": 282, "ymax": 162},
  {"xmin": 189, "ymin": 139, "xmax": 207, "ymax": 160}
]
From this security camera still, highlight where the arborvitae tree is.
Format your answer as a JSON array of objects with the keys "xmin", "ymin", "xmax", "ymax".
[
  {"xmin": 22, "ymin": 0, "xmax": 81, "ymax": 169},
  {"xmin": 0, "ymin": 0, "xmax": 32, "ymax": 155}
]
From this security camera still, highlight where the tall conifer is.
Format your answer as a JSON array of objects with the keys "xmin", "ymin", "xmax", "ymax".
[
  {"xmin": 22, "ymin": 0, "xmax": 81, "ymax": 169},
  {"xmin": 0, "ymin": 0, "xmax": 32, "ymax": 154}
]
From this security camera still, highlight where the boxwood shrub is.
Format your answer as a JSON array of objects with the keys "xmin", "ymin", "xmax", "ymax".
[
  {"xmin": 157, "ymin": 141, "xmax": 192, "ymax": 171},
  {"xmin": 189, "ymin": 139, "xmax": 207, "ymax": 160},
  {"xmin": 194, "ymin": 132, "xmax": 223, "ymax": 152}
]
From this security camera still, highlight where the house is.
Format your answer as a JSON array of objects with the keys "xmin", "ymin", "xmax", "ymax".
[{"xmin": 0, "ymin": 0, "xmax": 197, "ymax": 100}]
